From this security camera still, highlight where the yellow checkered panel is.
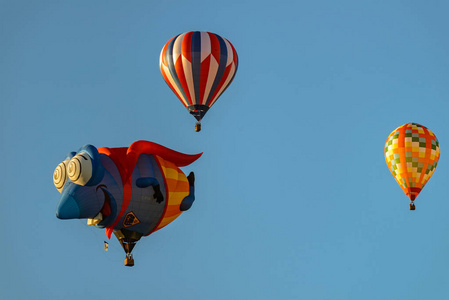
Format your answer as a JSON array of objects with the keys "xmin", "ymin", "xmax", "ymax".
[{"xmin": 152, "ymin": 156, "xmax": 190, "ymax": 232}]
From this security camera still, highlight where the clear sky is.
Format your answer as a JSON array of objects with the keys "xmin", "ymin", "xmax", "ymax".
[{"xmin": 1, "ymin": 0, "xmax": 448, "ymax": 299}]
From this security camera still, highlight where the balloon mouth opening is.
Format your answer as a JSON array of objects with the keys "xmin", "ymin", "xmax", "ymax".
[
  {"xmin": 407, "ymin": 187, "xmax": 422, "ymax": 201},
  {"xmin": 187, "ymin": 105, "xmax": 209, "ymax": 121}
]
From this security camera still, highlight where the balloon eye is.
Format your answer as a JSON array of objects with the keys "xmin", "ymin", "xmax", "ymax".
[
  {"xmin": 54, "ymin": 161, "xmax": 69, "ymax": 192},
  {"xmin": 67, "ymin": 153, "xmax": 93, "ymax": 186}
]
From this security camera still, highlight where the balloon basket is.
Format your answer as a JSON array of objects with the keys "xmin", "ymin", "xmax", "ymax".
[
  {"xmin": 125, "ymin": 255, "xmax": 134, "ymax": 267},
  {"xmin": 409, "ymin": 203, "xmax": 415, "ymax": 210},
  {"xmin": 195, "ymin": 123, "xmax": 201, "ymax": 132}
]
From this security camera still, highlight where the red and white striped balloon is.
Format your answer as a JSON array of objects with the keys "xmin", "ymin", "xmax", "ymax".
[{"xmin": 160, "ymin": 31, "xmax": 238, "ymax": 129}]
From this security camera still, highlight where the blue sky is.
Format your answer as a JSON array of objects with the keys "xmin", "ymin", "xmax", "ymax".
[{"xmin": 1, "ymin": 0, "xmax": 448, "ymax": 299}]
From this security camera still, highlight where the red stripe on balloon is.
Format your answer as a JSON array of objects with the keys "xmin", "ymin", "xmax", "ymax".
[
  {"xmin": 174, "ymin": 52, "xmax": 192, "ymax": 106},
  {"xmin": 199, "ymin": 54, "xmax": 211, "ymax": 105},
  {"xmin": 182, "ymin": 32, "xmax": 193, "ymax": 62},
  {"xmin": 209, "ymin": 33, "xmax": 221, "ymax": 68}
]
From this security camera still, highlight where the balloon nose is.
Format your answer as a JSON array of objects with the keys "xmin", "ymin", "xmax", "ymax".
[{"xmin": 56, "ymin": 195, "xmax": 81, "ymax": 219}]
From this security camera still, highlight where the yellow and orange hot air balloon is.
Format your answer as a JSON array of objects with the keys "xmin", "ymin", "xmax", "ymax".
[{"xmin": 385, "ymin": 123, "xmax": 440, "ymax": 210}]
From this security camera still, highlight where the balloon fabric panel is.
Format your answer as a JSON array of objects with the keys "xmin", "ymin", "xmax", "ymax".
[
  {"xmin": 149, "ymin": 155, "xmax": 190, "ymax": 235},
  {"xmin": 124, "ymin": 154, "xmax": 167, "ymax": 235},
  {"xmin": 385, "ymin": 123, "xmax": 440, "ymax": 201},
  {"xmin": 163, "ymin": 34, "xmax": 191, "ymax": 107},
  {"xmin": 206, "ymin": 37, "xmax": 238, "ymax": 108}
]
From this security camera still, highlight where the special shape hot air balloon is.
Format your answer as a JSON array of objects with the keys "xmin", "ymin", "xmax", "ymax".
[
  {"xmin": 54, "ymin": 140, "xmax": 202, "ymax": 266},
  {"xmin": 160, "ymin": 31, "xmax": 238, "ymax": 132},
  {"xmin": 385, "ymin": 123, "xmax": 440, "ymax": 210}
]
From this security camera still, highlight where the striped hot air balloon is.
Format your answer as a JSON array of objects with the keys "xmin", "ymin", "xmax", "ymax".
[
  {"xmin": 385, "ymin": 123, "xmax": 440, "ymax": 210},
  {"xmin": 160, "ymin": 31, "xmax": 238, "ymax": 132}
]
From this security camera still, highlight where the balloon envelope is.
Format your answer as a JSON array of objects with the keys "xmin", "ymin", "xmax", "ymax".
[
  {"xmin": 54, "ymin": 141, "xmax": 202, "ymax": 238},
  {"xmin": 385, "ymin": 123, "xmax": 440, "ymax": 201},
  {"xmin": 160, "ymin": 31, "xmax": 238, "ymax": 125}
]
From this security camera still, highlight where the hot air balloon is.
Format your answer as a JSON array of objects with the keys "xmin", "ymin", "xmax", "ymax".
[
  {"xmin": 53, "ymin": 140, "xmax": 202, "ymax": 266},
  {"xmin": 160, "ymin": 31, "xmax": 238, "ymax": 132},
  {"xmin": 385, "ymin": 123, "xmax": 440, "ymax": 210}
]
